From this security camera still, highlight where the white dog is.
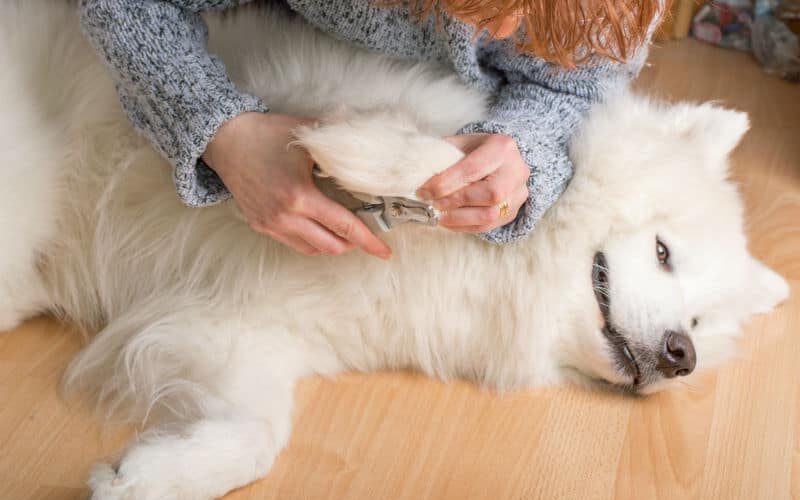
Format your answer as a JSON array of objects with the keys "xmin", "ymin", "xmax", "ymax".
[{"xmin": 0, "ymin": 2, "xmax": 789, "ymax": 499}]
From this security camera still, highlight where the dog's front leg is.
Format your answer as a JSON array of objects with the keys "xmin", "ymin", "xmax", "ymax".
[
  {"xmin": 86, "ymin": 321, "xmax": 311, "ymax": 500},
  {"xmin": 89, "ymin": 415, "xmax": 281, "ymax": 500}
]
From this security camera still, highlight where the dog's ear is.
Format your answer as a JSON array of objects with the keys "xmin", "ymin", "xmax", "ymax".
[
  {"xmin": 739, "ymin": 256, "xmax": 790, "ymax": 315},
  {"xmin": 673, "ymin": 104, "xmax": 750, "ymax": 173}
]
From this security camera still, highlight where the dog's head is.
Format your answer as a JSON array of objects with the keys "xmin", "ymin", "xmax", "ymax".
[{"xmin": 555, "ymin": 96, "xmax": 789, "ymax": 394}]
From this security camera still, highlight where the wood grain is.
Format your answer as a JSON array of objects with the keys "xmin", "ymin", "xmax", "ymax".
[{"xmin": 1, "ymin": 39, "xmax": 798, "ymax": 500}]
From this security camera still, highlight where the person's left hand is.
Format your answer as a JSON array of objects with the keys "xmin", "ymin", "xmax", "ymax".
[{"xmin": 416, "ymin": 133, "xmax": 530, "ymax": 233}]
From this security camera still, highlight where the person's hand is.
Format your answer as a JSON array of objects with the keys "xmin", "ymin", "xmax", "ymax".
[
  {"xmin": 203, "ymin": 112, "xmax": 392, "ymax": 259},
  {"xmin": 416, "ymin": 134, "xmax": 529, "ymax": 233}
]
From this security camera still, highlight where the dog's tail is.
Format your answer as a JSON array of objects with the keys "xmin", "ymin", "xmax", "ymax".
[{"xmin": 62, "ymin": 291, "xmax": 237, "ymax": 424}]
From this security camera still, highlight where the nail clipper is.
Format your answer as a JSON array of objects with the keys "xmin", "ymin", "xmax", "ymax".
[{"xmin": 313, "ymin": 166, "xmax": 439, "ymax": 234}]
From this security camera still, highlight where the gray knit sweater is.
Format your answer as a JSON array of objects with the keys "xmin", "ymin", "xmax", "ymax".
[{"xmin": 79, "ymin": 0, "xmax": 651, "ymax": 244}]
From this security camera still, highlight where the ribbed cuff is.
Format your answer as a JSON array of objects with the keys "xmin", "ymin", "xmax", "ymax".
[
  {"xmin": 81, "ymin": 0, "xmax": 270, "ymax": 207},
  {"xmin": 171, "ymin": 88, "xmax": 269, "ymax": 207}
]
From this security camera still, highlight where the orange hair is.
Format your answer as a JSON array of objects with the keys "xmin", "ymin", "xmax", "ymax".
[{"xmin": 404, "ymin": 0, "xmax": 664, "ymax": 67}]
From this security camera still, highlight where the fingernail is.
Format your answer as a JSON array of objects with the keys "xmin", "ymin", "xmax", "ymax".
[
  {"xmin": 416, "ymin": 189, "xmax": 432, "ymax": 201},
  {"xmin": 433, "ymin": 199, "xmax": 449, "ymax": 210}
]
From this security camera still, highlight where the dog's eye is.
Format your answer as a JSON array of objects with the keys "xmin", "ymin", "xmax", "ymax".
[
  {"xmin": 691, "ymin": 317, "xmax": 699, "ymax": 328},
  {"xmin": 656, "ymin": 237, "xmax": 670, "ymax": 266}
]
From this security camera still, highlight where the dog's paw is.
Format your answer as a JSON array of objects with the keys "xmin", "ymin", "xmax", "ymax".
[
  {"xmin": 294, "ymin": 107, "xmax": 463, "ymax": 198},
  {"xmin": 0, "ymin": 321, "xmax": 21, "ymax": 334},
  {"xmin": 0, "ymin": 308, "xmax": 24, "ymax": 333},
  {"xmin": 88, "ymin": 461, "xmax": 185, "ymax": 500},
  {"xmin": 0, "ymin": 278, "xmax": 48, "ymax": 333},
  {"xmin": 86, "ymin": 419, "xmax": 274, "ymax": 500},
  {"xmin": 88, "ymin": 463, "xmax": 128, "ymax": 500}
]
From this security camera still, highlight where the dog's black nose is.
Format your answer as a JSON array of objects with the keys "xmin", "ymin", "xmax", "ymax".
[{"xmin": 658, "ymin": 331, "xmax": 696, "ymax": 378}]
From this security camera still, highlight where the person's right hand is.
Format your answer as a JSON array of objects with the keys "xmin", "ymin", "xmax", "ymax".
[{"xmin": 203, "ymin": 112, "xmax": 392, "ymax": 259}]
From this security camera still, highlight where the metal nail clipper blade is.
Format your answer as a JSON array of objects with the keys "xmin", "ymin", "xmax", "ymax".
[{"xmin": 312, "ymin": 166, "xmax": 440, "ymax": 233}]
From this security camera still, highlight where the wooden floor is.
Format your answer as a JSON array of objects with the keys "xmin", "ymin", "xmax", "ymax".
[{"xmin": 2, "ymin": 39, "xmax": 799, "ymax": 500}]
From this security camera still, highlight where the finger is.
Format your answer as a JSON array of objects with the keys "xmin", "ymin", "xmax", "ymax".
[
  {"xmin": 290, "ymin": 216, "xmax": 355, "ymax": 256},
  {"xmin": 442, "ymin": 133, "xmax": 487, "ymax": 153},
  {"xmin": 434, "ymin": 163, "xmax": 525, "ymax": 211},
  {"xmin": 442, "ymin": 184, "xmax": 528, "ymax": 231},
  {"xmin": 270, "ymin": 230, "xmax": 322, "ymax": 256},
  {"xmin": 439, "ymin": 205, "xmax": 499, "ymax": 228},
  {"xmin": 417, "ymin": 135, "xmax": 516, "ymax": 200},
  {"xmin": 304, "ymin": 190, "xmax": 392, "ymax": 259}
]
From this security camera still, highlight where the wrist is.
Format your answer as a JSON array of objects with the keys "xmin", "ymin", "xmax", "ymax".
[{"xmin": 203, "ymin": 111, "xmax": 256, "ymax": 174}]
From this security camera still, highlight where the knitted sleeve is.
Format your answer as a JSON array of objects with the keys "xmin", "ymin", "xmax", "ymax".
[
  {"xmin": 462, "ymin": 45, "xmax": 651, "ymax": 244},
  {"xmin": 80, "ymin": 0, "xmax": 268, "ymax": 206}
]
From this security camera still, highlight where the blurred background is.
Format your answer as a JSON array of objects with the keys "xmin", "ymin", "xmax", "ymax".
[{"xmin": 659, "ymin": 0, "xmax": 799, "ymax": 81}]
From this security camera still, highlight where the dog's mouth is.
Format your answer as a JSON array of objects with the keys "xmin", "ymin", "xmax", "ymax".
[{"xmin": 592, "ymin": 252, "xmax": 641, "ymax": 386}]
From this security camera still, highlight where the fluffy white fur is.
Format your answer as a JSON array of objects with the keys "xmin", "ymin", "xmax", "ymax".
[{"xmin": 0, "ymin": 2, "xmax": 789, "ymax": 499}]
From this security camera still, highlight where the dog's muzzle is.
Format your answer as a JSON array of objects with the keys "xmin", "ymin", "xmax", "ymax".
[{"xmin": 592, "ymin": 252, "xmax": 697, "ymax": 388}]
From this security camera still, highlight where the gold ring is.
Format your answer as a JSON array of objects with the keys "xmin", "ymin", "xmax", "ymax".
[{"xmin": 498, "ymin": 200, "xmax": 510, "ymax": 218}]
